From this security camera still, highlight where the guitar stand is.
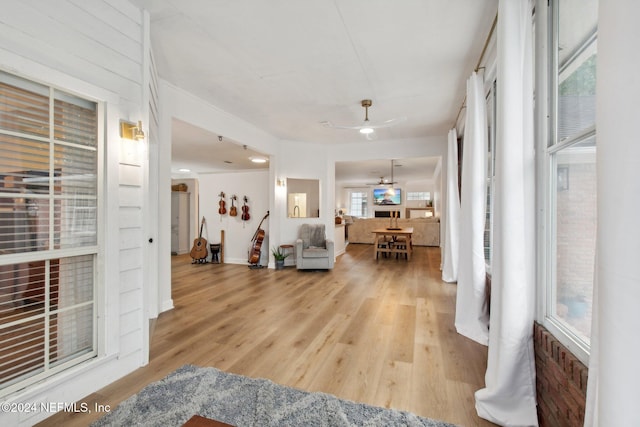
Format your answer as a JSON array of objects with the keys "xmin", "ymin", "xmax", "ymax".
[
  {"xmin": 192, "ymin": 258, "xmax": 208, "ymax": 264},
  {"xmin": 248, "ymin": 263, "xmax": 265, "ymax": 269}
]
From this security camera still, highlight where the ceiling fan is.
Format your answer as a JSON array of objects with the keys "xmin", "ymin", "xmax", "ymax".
[
  {"xmin": 366, "ymin": 159, "xmax": 399, "ymax": 186},
  {"xmin": 320, "ymin": 99, "xmax": 406, "ymax": 140}
]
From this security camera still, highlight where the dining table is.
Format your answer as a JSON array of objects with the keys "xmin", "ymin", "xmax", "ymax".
[{"xmin": 372, "ymin": 227, "xmax": 414, "ymax": 260}]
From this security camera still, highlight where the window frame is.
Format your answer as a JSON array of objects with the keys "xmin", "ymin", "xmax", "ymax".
[
  {"xmin": 540, "ymin": 0, "xmax": 597, "ymax": 365},
  {"xmin": 406, "ymin": 191, "xmax": 431, "ymax": 202},
  {"xmin": 348, "ymin": 190, "xmax": 368, "ymax": 217},
  {"xmin": 0, "ymin": 70, "xmax": 103, "ymax": 397},
  {"xmin": 484, "ymin": 79, "xmax": 497, "ymax": 268}
]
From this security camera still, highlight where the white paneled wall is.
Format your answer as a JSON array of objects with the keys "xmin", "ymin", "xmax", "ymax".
[{"xmin": 0, "ymin": 1, "xmax": 150, "ymax": 425}]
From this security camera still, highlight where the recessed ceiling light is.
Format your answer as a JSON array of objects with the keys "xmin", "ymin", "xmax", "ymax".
[
  {"xmin": 178, "ymin": 168, "xmax": 190, "ymax": 172},
  {"xmin": 250, "ymin": 156, "xmax": 267, "ymax": 163}
]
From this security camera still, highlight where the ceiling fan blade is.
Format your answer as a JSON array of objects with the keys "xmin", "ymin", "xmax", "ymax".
[
  {"xmin": 320, "ymin": 117, "xmax": 406, "ymax": 131},
  {"xmin": 320, "ymin": 120, "xmax": 366, "ymax": 130},
  {"xmin": 366, "ymin": 116, "xmax": 407, "ymax": 130}
]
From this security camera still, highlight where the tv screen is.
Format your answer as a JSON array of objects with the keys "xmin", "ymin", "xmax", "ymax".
[{"xmin": 373, "ymin": 188, "xmax": 401, "ymax": 205}]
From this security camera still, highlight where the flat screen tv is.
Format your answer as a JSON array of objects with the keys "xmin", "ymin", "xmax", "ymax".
[{"xmin": 373, "ymin": 188, "xmax": 401, "ymax": 205}]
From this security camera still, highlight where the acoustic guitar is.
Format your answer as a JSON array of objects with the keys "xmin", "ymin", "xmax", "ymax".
[
  {"xmin": 190, "ymin": 217, "xmax": 208, "ymax": 262},
  {"xmin": 229, "ymin": 195, "xmax": 238, "ymax": 217},
  {"xmin": 248, "ymin": 211, "xmax": 269, "ymax": 265}
]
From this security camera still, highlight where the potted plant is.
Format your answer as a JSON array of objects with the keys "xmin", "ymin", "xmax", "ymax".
[{"xmin": 271, "ymin": 246, "xmax": 290, "ymax": 270}]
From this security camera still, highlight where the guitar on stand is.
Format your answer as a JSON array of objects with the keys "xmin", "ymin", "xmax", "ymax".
[
  {"xmin": 248, "ymin": 211, "xmax": 269, "ymax": 269},
  {"xmin": 190, "ymin": 217, "xmax": 208, "ymax": 263}
]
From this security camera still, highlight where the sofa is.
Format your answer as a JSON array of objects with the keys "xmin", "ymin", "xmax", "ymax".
[{"xmin": 345, "ymin": 217, "xmax": 440, "ymax": 246}]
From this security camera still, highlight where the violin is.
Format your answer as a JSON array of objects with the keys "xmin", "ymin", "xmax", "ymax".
[
  {"xmin": 218, "ymin": 192, "xmax": 226, "ymax": 215},
  {"xmin": 241, "ymin": 196, "xmax": 250, "ymax": 221}
]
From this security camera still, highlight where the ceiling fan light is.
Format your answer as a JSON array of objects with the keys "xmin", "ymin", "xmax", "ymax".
[{"xmin": 359, "ymin": 127, "xmax": 374, "ymax": 135}]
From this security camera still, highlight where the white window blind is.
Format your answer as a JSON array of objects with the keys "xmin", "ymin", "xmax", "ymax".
[
  {"xmin": 0, "ymin": 71, "xmax": 98, "ymax": 396},
  {"xmin": 406, "ymin": 191, "xmax": 431, "ymax": 201},
  {"xmin": 348, "ymin": 191, "xmax": 367, "ymax": 217}
]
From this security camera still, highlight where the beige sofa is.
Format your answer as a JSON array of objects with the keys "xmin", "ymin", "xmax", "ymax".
[{"xmin": 346, "ymin": 217, "xmax": 440, "ymax": 246}]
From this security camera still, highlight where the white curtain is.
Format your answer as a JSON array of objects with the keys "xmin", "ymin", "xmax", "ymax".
[
  {"xmin": 454, "ymin": 72, "xmax": 489, "ymax": 345},
  {"xmin": 585, "ymin": 1, "xmax": 640, "ymax": 425},
  {"xmin": 442, "ymin": 128, "xmax": 460, "ymax": 283},
  {"xmin": 474, "ymin": 1, "xmax": 538, "ymax": 425}
]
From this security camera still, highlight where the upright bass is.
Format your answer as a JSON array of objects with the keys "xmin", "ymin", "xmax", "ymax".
[{"xmin": 248, "ymin": 211, "xmax": 269, "ymax": 266}]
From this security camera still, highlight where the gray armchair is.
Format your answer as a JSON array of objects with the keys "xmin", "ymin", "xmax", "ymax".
[{"xmin": 295, "ymin": 224, "xmax": 334, "ymax": 270}]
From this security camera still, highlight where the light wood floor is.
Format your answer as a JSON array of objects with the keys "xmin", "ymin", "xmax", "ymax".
[{"xmin": 39, "ymin": 244, "xmax": 495, "ymax": 427}]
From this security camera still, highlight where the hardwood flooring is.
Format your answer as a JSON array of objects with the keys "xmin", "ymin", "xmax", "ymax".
[{"xmin": 38, "ymin": 244, "xmax": 495, "ymax": 427}]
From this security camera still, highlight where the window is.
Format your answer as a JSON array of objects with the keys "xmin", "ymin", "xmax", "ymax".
[
  {"xmin": 406, "ymin": 191, "xmax": 431, "ymax": 202},
  {"xmin": 348, "ymin": 191, "xmax": 368, "ymax": 217},
  {"xmin": 0, "ymin": 71, "xmax": 99, "ymax": 396},
  {"xmin": 484, "ymin": 80, "xmax": 497, "ymax": 265},
  {"xmin": 545, "ymin": 0, "xmax": 597, "ymax": 360}
]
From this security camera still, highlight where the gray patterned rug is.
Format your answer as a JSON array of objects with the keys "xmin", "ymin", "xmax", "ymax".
[{"xmin": 92, "ymin": 365, "xmax": 457, "ymax": 426}]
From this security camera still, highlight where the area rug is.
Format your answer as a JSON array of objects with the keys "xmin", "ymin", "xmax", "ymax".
[{"xmin": 92, "ymin": 365, "xmax": 457, "ymax": 427}]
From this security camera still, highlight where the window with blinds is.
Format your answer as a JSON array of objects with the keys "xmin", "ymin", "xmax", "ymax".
[
  {"xmin": 406, "ymin": 191, "xmax": 431, "ymax": 201},
  {"xmin": 348, "ymin": 191, "xmax": 368, "ymax": 217},
  {"xmin": 0, "ymin": 71, "xmax": 99, "ymax": 396}
]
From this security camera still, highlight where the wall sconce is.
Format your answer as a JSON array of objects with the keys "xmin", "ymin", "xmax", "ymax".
[{"xmin": 120, "ymin": 120, "xmax": 145, "ymax": 141}]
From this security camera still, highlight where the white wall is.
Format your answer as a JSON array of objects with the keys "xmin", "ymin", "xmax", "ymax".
[
  {"xmin": 198, "ymin": 171, "xmax": 270, "ymax": 264},
  {"xmin": 588, "ymin": 2, "xmax": 640, "ymax": 425},
  {"xmin": 0, "ymin": 1, "xmax": 150, "ymax": 425},
  {"xmin": 275, "ymin": 141, "xmax": 334, "ymax": 249}
]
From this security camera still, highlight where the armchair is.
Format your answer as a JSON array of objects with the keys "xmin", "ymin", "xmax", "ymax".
[{"xmin": 295, "ymin": 224, "xmax": 334, "ymax": 270}]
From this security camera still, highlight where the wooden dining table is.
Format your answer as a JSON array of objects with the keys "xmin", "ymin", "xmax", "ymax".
[{"xmin": 372, "ymin": 227, "xmax": 414, "ymax": 260}]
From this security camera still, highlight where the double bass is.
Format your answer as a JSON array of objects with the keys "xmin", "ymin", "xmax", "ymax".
[{"xmin": 248, "ymin": 211, "xmax": 269, "ymax": 266}]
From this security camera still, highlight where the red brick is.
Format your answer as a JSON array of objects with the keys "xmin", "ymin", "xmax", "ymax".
[{"xmin": 534, "ymin": 323, "xmax": 586, "ymax": 427}]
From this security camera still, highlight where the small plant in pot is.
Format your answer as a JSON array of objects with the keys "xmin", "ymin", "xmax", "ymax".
[{"xmin": 271, "ymin": 246, "xmax": 290, "ymax": 270}]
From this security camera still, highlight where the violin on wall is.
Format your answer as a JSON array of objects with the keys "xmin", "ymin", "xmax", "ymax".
[
  {"xmin": 241, "ymin": 196, "xmax": 250, "ymax": 221},
  {"xmin": 218, "ymin": 192, "xmax": 226, "ymax": 215}
]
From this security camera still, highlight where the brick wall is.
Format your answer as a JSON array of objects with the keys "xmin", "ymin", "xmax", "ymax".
[{"xmin": 534, "ymin": 322, "xmax": 588, "ymax": 427}]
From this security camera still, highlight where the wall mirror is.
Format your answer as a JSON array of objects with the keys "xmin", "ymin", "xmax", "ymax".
[{"xmin": 287, "ymin": 178, "xmax": 319, "ymax": 218}]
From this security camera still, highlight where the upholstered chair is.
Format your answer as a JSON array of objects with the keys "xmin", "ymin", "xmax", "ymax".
[{"xmin": 295, "ymin": 224, "xmax": 334, "ymax": 270}]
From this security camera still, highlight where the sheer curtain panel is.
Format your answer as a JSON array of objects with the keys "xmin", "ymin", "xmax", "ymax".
[
  {"xmin": 442, "ymin": 129, "xmax": 460, "ymax": 283},
  {"xmin": 455, "ymin": 72, "xmax": 489, "ymax": 345},
  {"xmin": 474, "ymin": 1, "xmax": 538, "ymax": 425}
]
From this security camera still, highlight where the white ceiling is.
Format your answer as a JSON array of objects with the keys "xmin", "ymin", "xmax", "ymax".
[{"xmin": 131, "ymin": 0, "xmax": 498, "ymax": 180}]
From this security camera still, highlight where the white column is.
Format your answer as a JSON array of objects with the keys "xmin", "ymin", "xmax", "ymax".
[{"xmin": 585, "ymin": 1, "xmax": 640, "ymax": 425}]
